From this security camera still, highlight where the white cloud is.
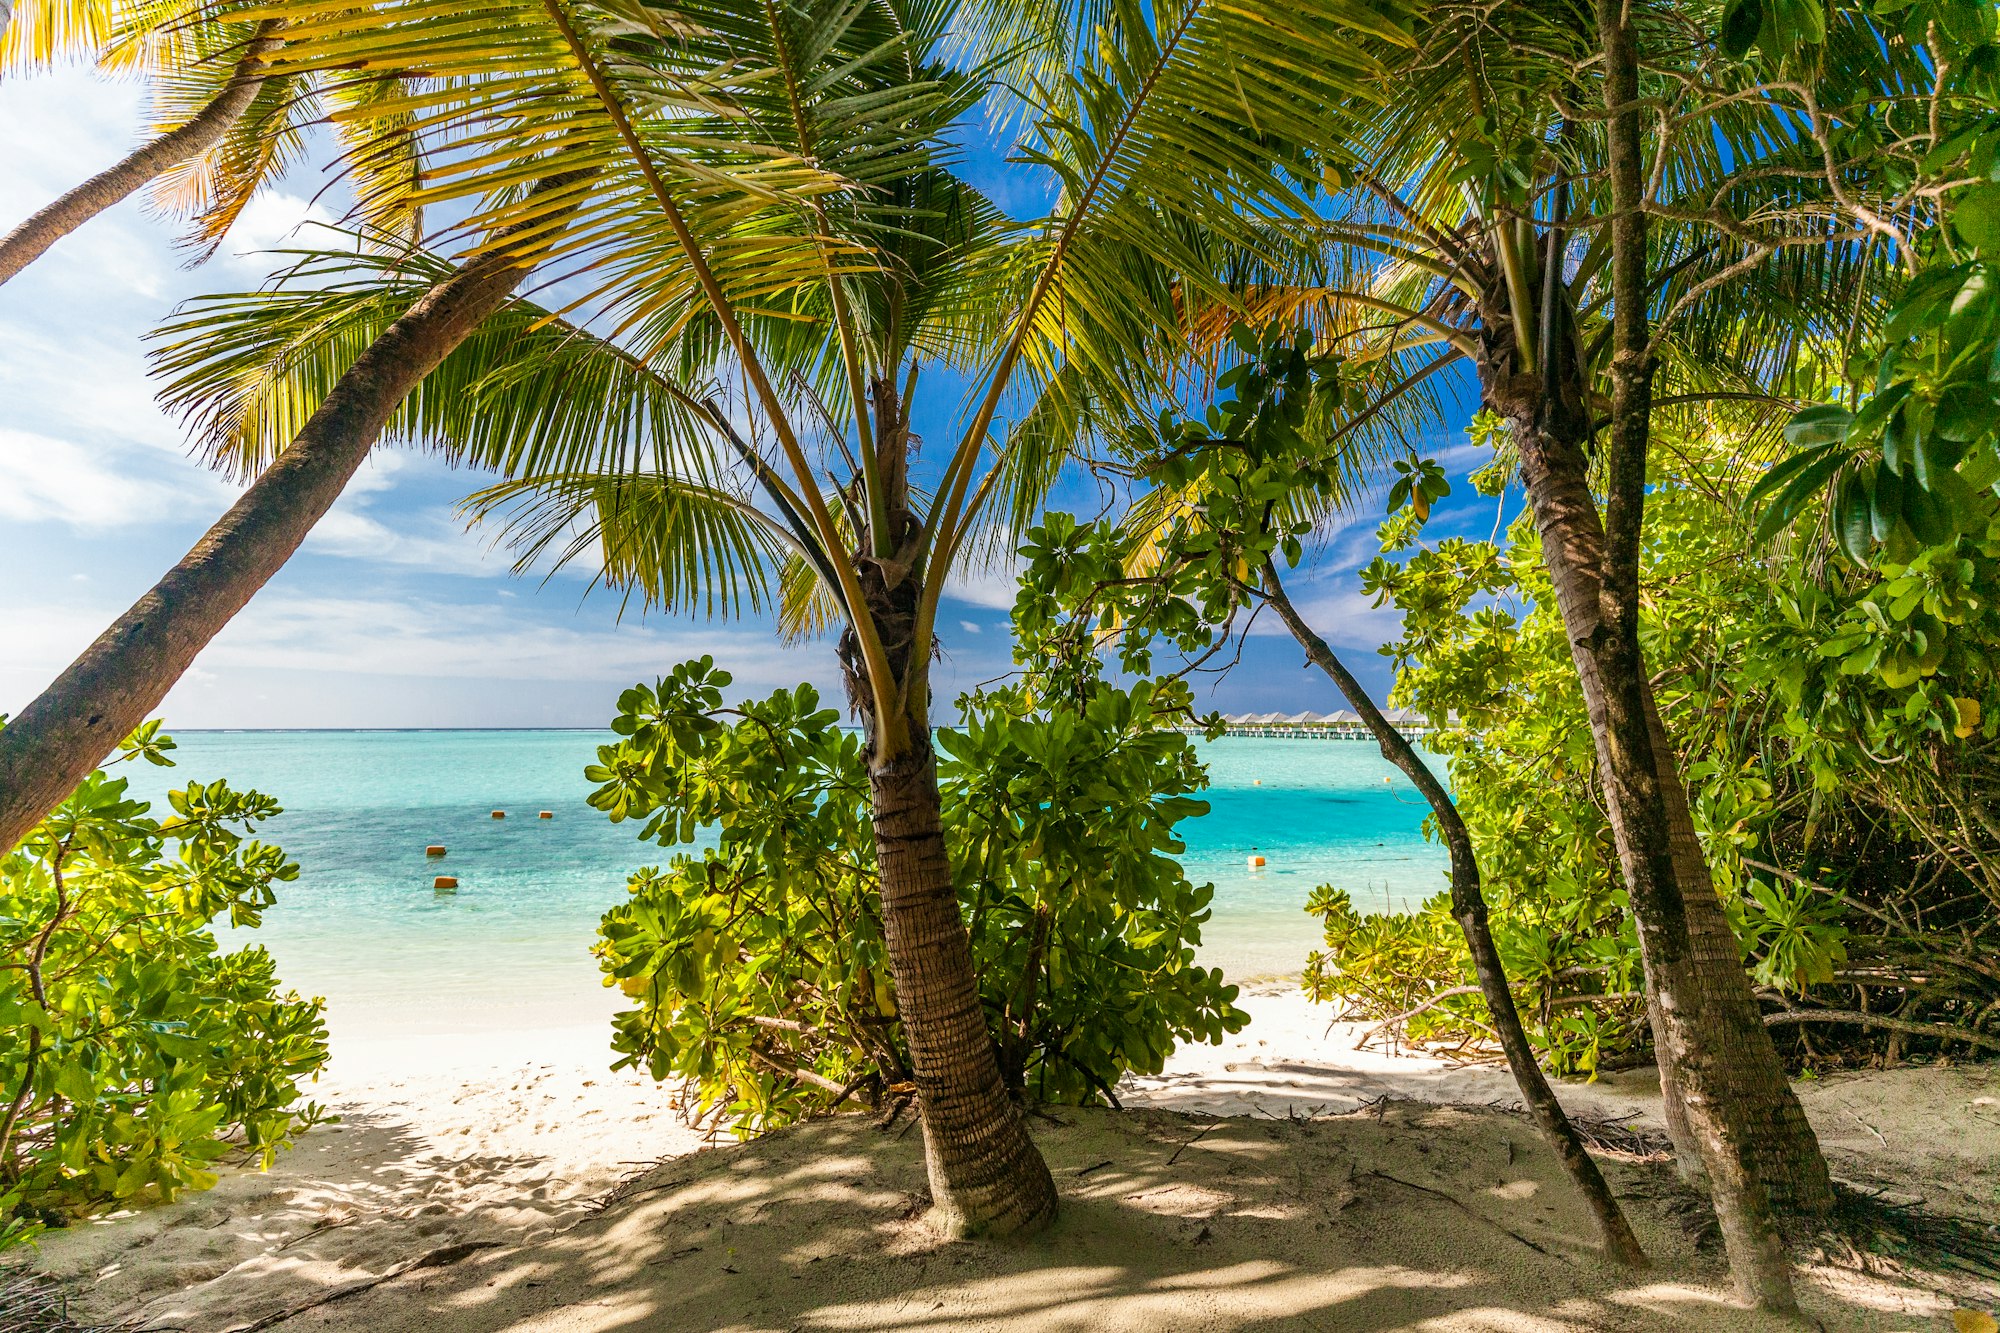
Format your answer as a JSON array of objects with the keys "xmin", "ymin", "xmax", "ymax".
[
  {"xmin": 943, "ymin": 553, "xmax": 1026, "ymax": 609},
  {"xmin": 0, "ymin": 592, "xmax": 831, "ymax": 718},
  {"xmin": 958, "ymin": 620, "xmax": 981, "ymax": 634},
  {"xmin": 198, "ymin": 594, "xmax": 816, "ymax": 686},
  {"xmin": 219, "ymin": 191, "xmax": 341, "ymax": 268},
  {"xmin": 302, "ymin": 506, "xmax": 507, "ymax": 577},
  {"xmin": 0, "ymin": 427, "xmax": 231, "ymax": 528}
]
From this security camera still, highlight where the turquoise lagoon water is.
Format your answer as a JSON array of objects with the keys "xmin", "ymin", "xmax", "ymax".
[{"xmin": 125, "ymin": 731, "xmax": 1446, "ymax": 1039}]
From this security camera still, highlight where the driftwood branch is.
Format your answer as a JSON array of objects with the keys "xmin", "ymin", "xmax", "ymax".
[
  {"xmin": 1354, "ymin": 986, "xmax": 1482, "ymax": 1046},
  {"xmin": 217, "ymin": 1239, "xmax": 504, "ymax": 1333},
  {"xmin": 749, "ymin": 1049, "xmax": 847, "ymax": 1096},
  {"xmin": 1761, "ymin": 1007, "xmax": 2000, "ymax": 1052}
]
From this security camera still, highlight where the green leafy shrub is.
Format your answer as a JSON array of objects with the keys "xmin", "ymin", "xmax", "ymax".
[
  {"xmin": 590, "ymin": 647, "xmax": 1242, "ymax": 1134},
  {"xmin": 1302, "ymin": 887, "xmax": 1483, "ymax": 1050},
  {"xmin": 1346, "ymin": 428, "xmax": 2000, "ymax": 1072},
  {"xmin": 0, "ymin": 724, "xmax": 329, "ymax": 1249}
]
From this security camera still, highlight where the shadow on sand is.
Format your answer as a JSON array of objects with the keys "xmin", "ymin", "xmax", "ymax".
[{"xmin": 176, "ymin": 1102, "xmax": 1955, "ymax": 1333}]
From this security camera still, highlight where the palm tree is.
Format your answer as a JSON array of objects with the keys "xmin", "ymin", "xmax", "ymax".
[
  {"xmin": 1, "ymin": 5, "xmax": 278, "ymax": 284},
  {"xmin": 0, "ymin": 4, "xmax": 846, "ymax": 844},
  {"xmin": 0, "ymin": 180, "xmax": 594, "ymax": 852},
  {"xmin": 0, "ymin": 0, "xmax": 438, "ymax": 285},
  {"xmin": 1187, "ymin": 0, "xmax": 1916, "ymax": 1306},
  {"xmin": 6, "ymin": 0, "xmax": 1414, "ymax": 1234}
]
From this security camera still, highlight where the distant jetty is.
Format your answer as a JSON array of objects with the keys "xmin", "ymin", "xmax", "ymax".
[{"xmin": 1190, "ymin": 709, "xmax": 1432, "ymax": 741}]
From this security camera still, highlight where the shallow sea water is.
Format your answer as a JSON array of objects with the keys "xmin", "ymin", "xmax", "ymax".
[{"xmin": 125, "ymin": 731, "xmax": 1446, "ymax": 1039}]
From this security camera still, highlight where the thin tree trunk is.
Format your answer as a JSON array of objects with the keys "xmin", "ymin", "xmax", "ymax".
[
  {"xmin": 867, "ymin": 731, "xmax": 1059, "ymax": 1237},
  {"xmin": 836, "ymin": 377, "xmax": 1057, "ymax": 1238},
  {"xmin": 0, "ymin": 23, "xmax": 284, "ymax": 288},
  {"xmin": 1647, "ymin": 683, "xmax": 1830, "ymax": 1210},
  {"xmin": 1598, "ymin": 0, "xmax": 1831, "ymax": 1239},
  {"xmin": 1257, "ymin": 561, "xmax": 1646, "ymax": 1267},
  {"xmin": 0, "ymin": 175, "xmax": 586, "ymax": 856}
]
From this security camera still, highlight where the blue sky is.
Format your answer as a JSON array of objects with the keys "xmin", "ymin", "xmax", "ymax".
[{"xmin": 0, "ymin": 66, "xmax": 1500, "ymax": 730}]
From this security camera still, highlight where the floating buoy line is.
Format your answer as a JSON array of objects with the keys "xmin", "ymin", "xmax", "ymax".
[{"xmin": 427, "ymin": 808, "xmax": 559, "ymax": 888}]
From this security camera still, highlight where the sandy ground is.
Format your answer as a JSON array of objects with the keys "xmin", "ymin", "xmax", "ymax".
[{"xmin": 14, "ymin": 988, "xmax": 1999, "ymax": 1332}]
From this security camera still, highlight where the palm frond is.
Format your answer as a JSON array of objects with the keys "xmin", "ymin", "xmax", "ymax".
[
  {"xmin": 148, "ymin": 244, "xmax": 723, "ymax": 484},
  {"xmin": 466, "ymin": 470, "xmax": 785, "ymax": 618}
]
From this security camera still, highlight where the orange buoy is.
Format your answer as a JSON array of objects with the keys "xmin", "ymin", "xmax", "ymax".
[
  {"xmin": 1247, "ymin": 854, "xmax": 1266, "ymax": 869},
  {"xmin": 1253, "ymin": 779, "xmax": 1262, "ymax": 786},
  {"xmin": 433, "ymin": 876, "xmax": 459, "ymax": 890},
  {"xmin": 425, "ymin": 845, "xmax": 447, "ymax": 857},
  {"xmin": 490, "ymin": 810, "xmax": 506, "ymax": 819},
  {"xmin": 538, "ymin": 810, "xmax": 554, "ymax": 819}
]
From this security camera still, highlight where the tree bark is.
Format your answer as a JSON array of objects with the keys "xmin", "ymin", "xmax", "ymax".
[
  {"xmin": 867, "ymin": 732, "xmax": 1059, "ymax": 1237},
  {"xmin": 835, "ymin": 377, "xmax": 1057, "ymax": 1238},
  {"xmin": 1570, "ymin": 5, "xmax": 1828, "ymax": 1307},
  {"xmin": 1510, "ymin": 410, "xmax": 1804, "ymax": 1307},
  {"xmin": 1257, "ymin": 561, "xmax": 1646, "ymax": 1267},
  {"xmin": 0, "ymin": 23, "xmax": 284, "ymax": 288},
  {"xmin": 0, "ymin": 175, "xmax": 586, "ymax": 856}
]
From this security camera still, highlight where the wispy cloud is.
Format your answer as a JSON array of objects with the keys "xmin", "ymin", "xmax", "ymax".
[
  {"xmin": 943, "ymin": 553, "xmax": 1026, "ymax": 609},
  {"xmin": 193, "ymin": 594, "xmax": 816, "ymax": 682},
  {"xmin": 0, "ymin": 427, "xmax": 233, "ymax": 528}
]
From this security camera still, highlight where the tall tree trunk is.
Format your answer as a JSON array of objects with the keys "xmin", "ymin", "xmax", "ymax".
[
  {"xmin": 0, "ymin": 23, "xmax": 284, "ymax": 288},
  {"xmin": 1257, "ymin": 561, "xmax": 1646, "ymax": 1267},
  {"xmin": 1509, "ymin": 410, "xmax": 1802, "ymax": 1308},
  {"xmin": 834, "ymin": 382, "xmax": 1057, "ymax": 1239},
  {"xmin": 0, "ymin": 175, "xmax": 586, "ymax": 856},
  {"xmin": 1560, "ymin": 2, "xmax": 1827, "ymax": 1306}
]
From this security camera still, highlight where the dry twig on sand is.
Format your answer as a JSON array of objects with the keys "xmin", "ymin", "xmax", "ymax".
[{"xmin": 0, "ymin": 1271, "xmax": 121, "ymax": 1333}]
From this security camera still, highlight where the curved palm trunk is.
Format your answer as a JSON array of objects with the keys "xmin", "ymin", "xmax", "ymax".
[
  {"xmin": 836, "ymin": 381, "xmax": 1056, "ymax": 1238},
  {"xmin": 1257, "ymin": 562, "xmax": 1645, "ymax": 1267},
  {"xmin": 0, "ymin": 23, "xmax": 283, "ymax": 288},
  {"xmin": 0, "ymin": 177, "xmax": 584, "ymax": 856}
]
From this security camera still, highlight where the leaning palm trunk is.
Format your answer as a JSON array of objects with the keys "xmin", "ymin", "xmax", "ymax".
[
  {"xmin": 1257, "ymin": 561, "xmax": 1646, "ymax": 1267},
  {"xmin": 0, "ymin": 174, "xmax": 584, "ymax": 856},
  {"xmin": 0, "ymin": 22, "xmax": 283, "ymax": 288}
]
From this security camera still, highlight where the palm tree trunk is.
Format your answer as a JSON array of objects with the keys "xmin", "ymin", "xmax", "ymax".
[
  {"xmin": 1508, "ymin": 427, "xmax": 1806, "ymax": 1307},
  {"xmin": 0, "ymin": 176, "xmax": 585, "ymax": 856},
  {"xmin": 837, "ymin": 409, "xmax": 1056, "ymax": 1235},
  {"xmin": 1257, "ymin": 561, "xmax": 1645, "ymax": 1267},
  {"xmin": 1558, "ymin": 9, "xmax": 1828, "ymax": 1305},
  {"xmin": 0, "ymin": 22, "xmax": 282, "ymax": 288},
  {"xmin": 867, "ymin": 726, "xmax": 1059, "ymax": 1237}
]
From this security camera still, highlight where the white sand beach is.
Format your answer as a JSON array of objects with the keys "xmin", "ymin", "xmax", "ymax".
[{"xmin": 17, "ymin": 987, "xmax": 1999, "ymax": 1332}]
